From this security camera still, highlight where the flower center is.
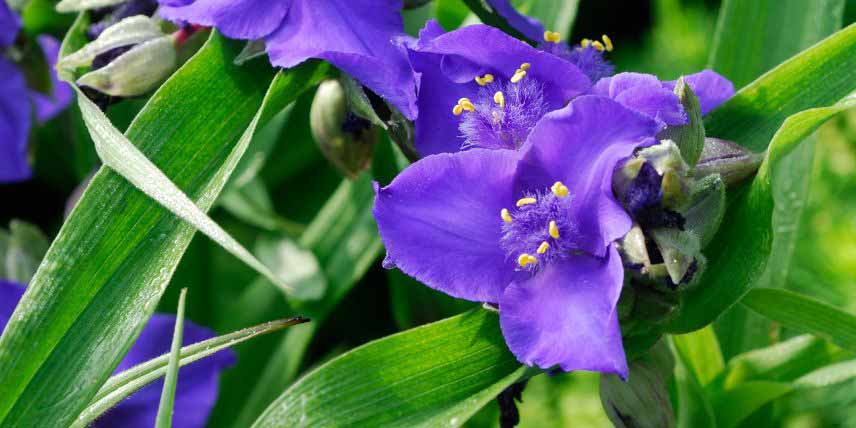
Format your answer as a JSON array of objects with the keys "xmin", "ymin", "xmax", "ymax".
[
  {"xmin": 539, "ymin": 33, "xmax": 615, "ymax": 83},
  {"xmin": 499, "ymin": 181, "xmax": 577, "ymax": 271},
  {"xmin": 453, "ymin": 63, "xmax": 548, "ymax": 151}
]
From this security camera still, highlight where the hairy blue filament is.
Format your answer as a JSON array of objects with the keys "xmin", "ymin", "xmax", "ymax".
[
  {"xmin": 459, "ymin": 77, "xmax": 548, "ymax": 150},
  {"xmin": 500, "ymin": 189, "xmax": 577, "ymax": 270}
]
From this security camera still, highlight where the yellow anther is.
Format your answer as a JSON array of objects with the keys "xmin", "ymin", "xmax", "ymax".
[
  {"xmin": 517, "ymin": 253, "xmax": 538, "ymax": 267},
  {"xmin": 519, "ymin": 62, "xmax": 531, "ymax": 71},
  {"xmin": 452, "ymin": 98, "xmax": 475, "ymax": 115},
  {"xmin": 602, "ymin": 34, "xmax": 613, "ymax": 52},
  {"xmin": 511, "ymin": 69, "xmax": 527, "ymax": 83},
  {"xmin": 537, "ymin": 241, "xmax": 550, "ymax": 254},
  {"xmin": 580, "ymin": 38, "xmax": 591, "ymax": 48},
  {"xmin": 543, "ymin": 31, "xmax": 562, "ymax": 43},
  {"xmin": 493, "ymin": 91, "xmax": 505, "ymax": 108},
  {"xmin": 516, "ymin": 197, "xmax": 537, "ymax": 207},
  {"xmin": 501, "ymin": 208, "xmax": 512, "ymax": 223},
  {"xmin": 591, "ymin": 40, "xmax": 605, "ymax": 51},
  {"xmin": 549, "ymin": 220, "xmax": 560, "ymax": 239},
  {"xmin": 475, "ymin": 73, "xmax": 495, "ymax": 86},
  {"xmin": 551, "ymin": 181, "xmax": 569, "ymax": 198}
]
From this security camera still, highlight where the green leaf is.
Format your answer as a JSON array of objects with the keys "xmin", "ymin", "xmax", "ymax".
[
  {"xmin": 0, "ymin": 21, "xmax": 323, "ymax": 426},
  {"xmin": 719, "ymin": 335, "xmax": 847, "ymax": 389},
  {"xmin": 72, "ymin": 317, "xmax": 309, "ymax": 428},
  {"xmin": 665, "ymin": 80, "xmax": 856, "ymax": 333},
  {"xmin": 250, "ymin": 309, "xmax": 526, "ymax": 428},
  {"xmin": 155, "ymin": 288, "xmax": 186, "ymax": 428},
  {"xmin": 742, "ymin": 288, "xmax": 856, "ymax": 353},
  {"xmin": 672, "ymin": 326, "xmax": 725, "ymax": 387},
  {"xmin": 709, "ymin": 381, "xmax": 793, "ymax": 428},
  {"xmin": 72, "ymin": 84, "xmax": 297, "ymax": 295},
  {"xmin": 216, "ymin": 173, "xmax": 383, "ymax": 428},
  {"xmin": 672, "ymin": 340, "xmax": 716, "ymax": 428},
  {"xmin": 707, "ymin": 0, "xmax": 846, "ymax": 361},
  {"xmin": 709, "ymin": 0, "xmax": 845, "ymax": 89}
]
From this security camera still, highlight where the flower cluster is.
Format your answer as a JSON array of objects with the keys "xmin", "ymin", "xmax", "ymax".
[{"xmin": 4, "ymin": 0, "xmax": 740, "ymax": 390}]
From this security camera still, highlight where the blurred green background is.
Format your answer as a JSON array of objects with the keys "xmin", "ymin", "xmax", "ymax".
[{"xmin": 2, "ymin": 0, "xmax": 856, "ymax": 427}]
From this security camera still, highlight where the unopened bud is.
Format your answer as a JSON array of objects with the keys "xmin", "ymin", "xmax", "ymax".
[
  {"xmin": 310, "ymin": 79, "xmax": 379, "ymax": 178},
  {"xmin": 60, "ymin": 15, "xmax": 163, "ymax": 70},
  {"xmin": 659, "ymin": 77, "xmax": 705, "ymax": 166},
  {"xmin": 56, "ymin": 0, "xmax": 127, "ymax": 13},
  {"xmin": 600, "ymin": 340, "xmax": 676, "ymax": 428},
  {"xmin": 694, "ymin": 137, "xmax": 763, "ymax": 187},
  {"xmin": 76, "ymin": 34, "xmax": 178, "ymax": 97}
]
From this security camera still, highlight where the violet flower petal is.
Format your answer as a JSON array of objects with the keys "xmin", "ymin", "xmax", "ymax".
[
  {"xmin": 499, "ymin": 245, "xmax": 628, "ymax": 377},
  {"xmin": 374, "ymin": 148, "xmax": 521, "ymax": 303},
  {"xmin": 159, "ymin": 0, "xmax": 290, "ymax": 40},
  {"xmin": 29, "ymin": 35, "xmax": 72, "ymax": 123},
  {"xmin": 516, "ymin": 96, "xmax": 660, "ymax": 257},
  {"xmin": 663, "ymin": 69, "xmax": 735, "ymax": 115},
  {"xmin": 0, "ymin": 1, "xmax": 19, "ymax": 48},
  {"xmin": 592, "ymin": 72, "xmax": 686, "ymax": 126},
  {"xmin": 264, "ymin": 0, "xmax": 418, "ymax": 119},
  {"xmin": 0, "ymin": 280, "xmax": 26, "ymax": 329},
  {"xmin": 0, "ymin": 57, "xmax": 33, "ymax": 183}
]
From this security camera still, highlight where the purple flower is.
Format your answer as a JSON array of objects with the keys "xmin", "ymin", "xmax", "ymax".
[
  {"xmin": 407, "ymin": 20, "xmax": 591, "ymax": 156},
  {"xmin": 158, "ymin": 0, "xmax": 418, "ymax": 119},
  {"xmin": 592, "ymin": 70, "xmax": 735, "ymax": 126},
  {"xmin": 374, "ymin": 96, "xmax": 663, "ymax": 376},
  {"xmin": 0, "ymin": 2, "xmax": 72, "ymax": 183},
  {"xmin": 0, "ymin": 280, "xmax": 235, "ymax": 428}
]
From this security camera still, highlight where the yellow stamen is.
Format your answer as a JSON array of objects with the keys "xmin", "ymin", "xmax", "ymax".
[
  {"xmin": 591, "ymin": 40, "xmax": 605, "ymax": 51},
  {"xmin": 580, "ymin": 38, "xmax": 591, "ymax": 48},
  {"xmin": 511, "ymin": 69, "xmax": 526, "ymax": 83},
  {"xmin": 517, "ymin": 253, "xmax": 538, "ymax": 267},
  {"xmin": 537, "ymin": 241, "xmax": 550, "ymax": 254},
  {"xmin": 602, "ymin": 34, "xmax": 613, "ymax": 52},
  {"xmin": 516, "ymin": 197, "xmax": 536, "ymax": 207},
  {"xmin": 550, "ymin": 181, "xmax": 569, "ymax": 198},
  {"xmin": 452, "ymin": 104, "xmax": 464, "ymax": 116},
  {"xmin": 475, "ymin": 73, "xmax": 494, "ymax": 86},
  {"xmin": 543, "ymin": 31, "xmax": 561, "ymax": 43},
  {"xmin": 460, "ymin": 100, "xmax": 475, "ymax": 112},
  {"xmin": 493, "ymin": 91, "xmax": 505, "ymax": 108},
  {"xmin": 549, "ymin": 220, "xmax": 560, "ymax": 239},
  {"xmin": 501, "ymin": 208, "xmax": 512, "ymax": 223},
  {"xmin": 519, "ymin": 62, "xmax": 531, "ymax": 71}
]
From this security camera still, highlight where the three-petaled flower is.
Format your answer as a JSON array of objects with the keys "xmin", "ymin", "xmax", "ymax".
[{"xmin": 375, "ymin": 96, "xmax": 671, "ymax": 377}]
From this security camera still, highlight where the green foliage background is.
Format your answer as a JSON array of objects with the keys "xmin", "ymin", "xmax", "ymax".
[{"xmin": 1, "ymin": 0, "xmax": 855, "ymax": 427}]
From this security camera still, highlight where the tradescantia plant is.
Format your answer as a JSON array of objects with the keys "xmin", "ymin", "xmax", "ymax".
[{"xmin": 1, "ymin": 0, "xmax": 855, "ymax": 427}]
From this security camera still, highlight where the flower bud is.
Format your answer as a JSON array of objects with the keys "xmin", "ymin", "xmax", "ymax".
[
  {"xmin": 76, "ymin": 34, "xmax": 178, "ymax": 97},
  {"xmin": 658, "ymin": 77, "xmax": 705, "ymax": 167},
  {"xmin": 60, "ymin": 15, "xmax": 163, "ymax": 71},
  {"xmin": 310, "ymin": 79, "xmax": 379, "ymax": 178},
  {"xmin": 600, "ymin": 340, "xmax": 676, "ymax": 428},
  {"xmin": 693, "ymin": 137, "xmax": 763, "ymax": 187},
  {"xmin": 685, "ymin": 173, "xmax": 726, "ymax": 247}
]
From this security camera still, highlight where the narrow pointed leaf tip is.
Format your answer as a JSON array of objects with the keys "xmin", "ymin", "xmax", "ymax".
[
  {"xmin": 72, "ymin": 86, "xmax": 296, "ymax": 296},
  {"xmin": 155, "ymin": 288, "xmax": 187, "ymax": 428}
]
